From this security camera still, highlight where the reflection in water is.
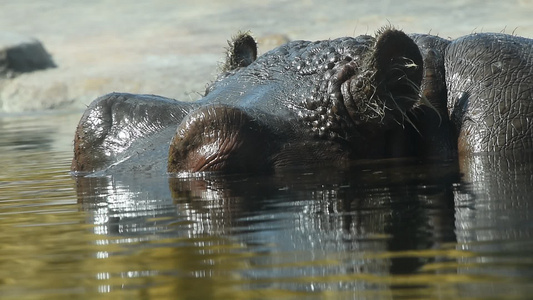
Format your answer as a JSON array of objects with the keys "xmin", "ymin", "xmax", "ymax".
[
  {"xmin": 71, "ymin": 153, "xmax": 533, "ymax": 298},
  {"xmin": 74, "ymin": 161, "xmax": 466, "ymax": 298},
  {"xmin": 454, "ymin": 153, "xmax": 533, "ymax": 298},
  {"xmin": 2, "ymin": 114, "xmax": 533, "ymax": 299}
]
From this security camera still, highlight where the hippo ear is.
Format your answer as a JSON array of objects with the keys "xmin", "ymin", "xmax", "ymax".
[
  {"xmin": 370, "ymin": 29, "xmax": 424, "ymax": 111},
  {"xmin": 222, "ymin": 32, "xmax": 257, "ymax": 71}
]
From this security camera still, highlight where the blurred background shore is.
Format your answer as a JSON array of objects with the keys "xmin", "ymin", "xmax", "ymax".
[{"xmin": 0, "ymin": 0, "xmax": 532, "ymax": 113}]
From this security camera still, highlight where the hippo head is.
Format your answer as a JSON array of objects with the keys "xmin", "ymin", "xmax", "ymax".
[
  {"xmin": 72, "ymin": 28, "xmax": 427, "ymax": 175},
  {"xmin": 167, "ymin": 29, "xmax": 425, "ymax": 173}
]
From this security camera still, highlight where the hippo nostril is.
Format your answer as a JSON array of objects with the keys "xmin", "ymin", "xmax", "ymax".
[{"xmin": 167, "ymin": 105, "xmax": 271, "ymax": 173}]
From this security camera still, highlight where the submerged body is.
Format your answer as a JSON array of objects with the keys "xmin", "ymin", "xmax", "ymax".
[{"xmin": 71, "ymin": 28, "xmax": 533, "ymax": 175}]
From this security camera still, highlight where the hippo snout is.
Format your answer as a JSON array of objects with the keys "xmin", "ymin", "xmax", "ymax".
[{"xmin": 167, "ymin": 105, "xmax": 274, "ymax": 173}]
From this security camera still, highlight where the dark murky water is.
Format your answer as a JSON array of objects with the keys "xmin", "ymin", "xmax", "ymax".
[{"xmin": 1, "ymin": 112, "xmax": 533, "ymax": 299}]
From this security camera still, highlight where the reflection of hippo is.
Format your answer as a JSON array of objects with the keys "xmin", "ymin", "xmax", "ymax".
[{"xmin": 71, "ymin": 28, "xmax": 533, "ymax": 175}]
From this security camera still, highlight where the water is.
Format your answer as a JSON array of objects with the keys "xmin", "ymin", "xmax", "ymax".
[{"xmin": 1, "ymin": 112, "xmax": 533, "ymax": 299}]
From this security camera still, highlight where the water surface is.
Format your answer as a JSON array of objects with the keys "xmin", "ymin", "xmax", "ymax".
[{"xmin": 1, "ymin": 113, "xmax": 533, "ymax": 299}]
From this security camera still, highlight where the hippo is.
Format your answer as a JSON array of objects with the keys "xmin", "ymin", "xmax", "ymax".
[{"xmin": 71, "ymin": 27, "xmax": 533, "ymax": 175}]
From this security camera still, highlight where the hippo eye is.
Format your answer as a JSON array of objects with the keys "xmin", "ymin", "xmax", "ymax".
[{"xmin": 354, "ymin": 78, "xmax": 364, "ymax": 89}]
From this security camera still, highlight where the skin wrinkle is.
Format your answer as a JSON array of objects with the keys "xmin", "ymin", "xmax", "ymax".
[{"xmin": 447, "ymin": 33, "xmax": 529, "ymax": 153}]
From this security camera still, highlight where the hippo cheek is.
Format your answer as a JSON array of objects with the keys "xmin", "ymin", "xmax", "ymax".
[{"xmin": 167, "ymin": 105, "xmax": 275, "ymax": 173}]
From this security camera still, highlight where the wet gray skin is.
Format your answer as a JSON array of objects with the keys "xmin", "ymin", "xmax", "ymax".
[{"xmin": 71, "ymin": 28, "xmax": 533, "ymax": 175}]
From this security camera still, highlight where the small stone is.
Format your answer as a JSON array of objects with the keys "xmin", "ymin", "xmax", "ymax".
[{"xmin": 0, "ymin": 32, "xmax": 56, "ymax": 78}]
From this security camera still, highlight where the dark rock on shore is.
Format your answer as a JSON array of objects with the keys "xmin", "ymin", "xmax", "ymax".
[{"xmin": 0, "ymin": 33, "xmax": 56, "ymax": 78}]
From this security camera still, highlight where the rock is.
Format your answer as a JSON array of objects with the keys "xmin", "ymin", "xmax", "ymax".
[{"xmin": 0, "ymin": 33, "xmax": 56, "ymax": 78}]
